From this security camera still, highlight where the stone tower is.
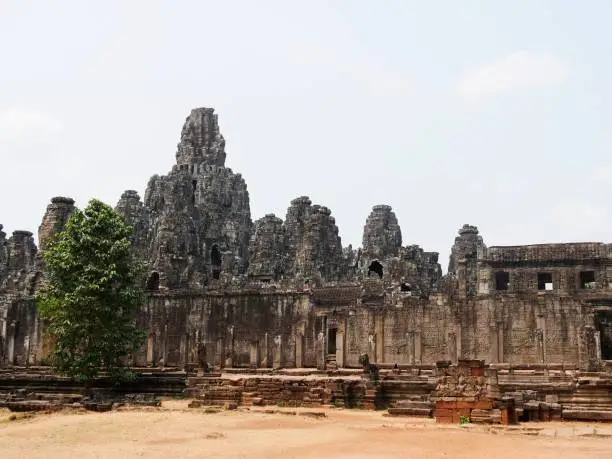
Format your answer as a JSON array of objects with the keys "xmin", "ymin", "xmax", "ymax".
[
  {"xmin": 117, "ymin": 107, "xmax": 252, "ymax": 290},
  {"xmin": 38, "ymin": 197, "xmax": 76, "ymax": 252}
]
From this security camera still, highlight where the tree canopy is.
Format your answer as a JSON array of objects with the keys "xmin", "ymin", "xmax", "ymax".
[{"xmin": 36, "ymin": 199, "xmax": 145, "ymax": 382}]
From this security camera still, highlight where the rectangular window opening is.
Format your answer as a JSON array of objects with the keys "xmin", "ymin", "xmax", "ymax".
[
  {"xmin": 537, "ymin": 272, "xmax": 553, "ymax": 291},
  {"xmin": 580, "ymin": 271, "xmax": 596, "ymax": 289},
  {"xmin": 495, "ymin": 271, "xmax": 510, "ymax": 291}
]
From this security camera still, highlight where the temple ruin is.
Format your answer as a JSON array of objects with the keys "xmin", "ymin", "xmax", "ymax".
[{"xmin": 1, "ymin": 107, "xmax": 612, "ymax": 421}]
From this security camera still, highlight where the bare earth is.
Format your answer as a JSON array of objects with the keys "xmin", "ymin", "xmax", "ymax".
[{"xmin": 1, "ymin": 401, "xmax": 611, "ymax": 459}]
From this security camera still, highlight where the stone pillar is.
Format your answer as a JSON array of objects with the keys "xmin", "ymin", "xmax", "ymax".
[
  {"xmin": 489, "ymin": 325, "xmax": 499, "ymax": 364},
  {"xmin": 147, "ymin": 333, "xmax": 155, "ymax": 367},
  {"xmin": 455, "ymin": 325, "xmax": 462, "ymax": 361},
  {"xmin": 7, "ymin": 321, "xmax": 15, "ymax": 366},
  {"xmin": 316, "ymin": 331, "xmax": 325, "ymax": 370},
  {"xmin": 225, "ymin": 326, "xmax": 234, "ymax": 368},
  {"xmin": 336, "ymin": 330, "xmax": 344, "ymax": 368},
  {"xmin": 536, "ymin": 315, "xmax": 545, "ymax": 364},
  {"xmin": 295, "ymin": 334, "xmax": 304, "ymax": 368},
  {"xmin": 497, "ymin": 324, "xmax": 504, "ymax": 363},
  {"xmin": 180, "ymin": 333, "xmax": 188, "ymax": 368},
  {"xmin": 375, "ymin": 315, "xmax": 384, "ymax": 364},
  {"xmin": 24, "ymin": 335, "xmax": 30, "ymax": 367},
  {"xmin": 414, "ymin": 331, "xmax": 422, "ymax": 364},
  {"xmin": 161, "ymin": 324, "xmax": 168, "ymax": 367},
  {"xmin": 406, "ymin": 332, "xmax": 415, "ymax": 364},
  {"xmin": 447, "ymin": 331, "xmax": 457, "ymax": 364},
  {"xmin": 273, "ymin": 335, "xmax": 282, "ymax": 369},
  {"xmin": 216, "ymin": 338, "xmax": 224, "ymax": 368},
  {"xmin": 250, "ymin": 341, "xmax": 259, "ymax": 368},
  {"xmin": 262, "ymin": 333, "xmax": 269, "ymax": 368},
  {"xmin": 535, "ymin": 329, "xmax": 545, "ymax": 364},
  {"xmin": 368, "ymin": 333, "xmax": 376, "ymax": 363}
]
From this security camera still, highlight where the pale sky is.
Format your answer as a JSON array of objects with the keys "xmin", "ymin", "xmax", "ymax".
[{"xmin": 1, "ymin": 1, "xmax": 611, "ymax": 270}]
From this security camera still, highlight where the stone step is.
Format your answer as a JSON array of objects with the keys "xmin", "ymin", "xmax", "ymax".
[
  {"xmin": 562, "ymin": 410, "xmax": 612, "ymax": 421},
  {"xmin": 393, "ymin": 400, "xmax": 432, "ymax": 410},
  {"xmin": 387, "ymin": 407, "xmax": 432, "ymax": 417}
]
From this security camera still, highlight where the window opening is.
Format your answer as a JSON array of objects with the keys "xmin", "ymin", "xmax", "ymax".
[
  {"xmin": 146, "ymin": 272, "xmax": 160, "ymax": 291},
  {"xmin": 495, "ymin": 271, "xmax": 510, "ymax": 291},
  {"xmin": 537, "ymin": 272, "xmax": 553, "ymax": 291},
  {"xmin": 580, "ymin": 271, "xmax": 596, "ymax": 289},
  {"xmin": 367, "ymin": 261, "xmax": 383, "ymax": 279}
]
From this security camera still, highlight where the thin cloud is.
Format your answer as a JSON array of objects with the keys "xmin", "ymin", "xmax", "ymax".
[
  {"xmin": 456, "ymin": 51, "xmax": 568, "ymax": 100},
  {"xmin": 551, "ymin": 200, "xmax": 610, "ymax": 233},
  {"xmin": 0, "ymin": 108, "xmax": 64, "ymax": 142}
]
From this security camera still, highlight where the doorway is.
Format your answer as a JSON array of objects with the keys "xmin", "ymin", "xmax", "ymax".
[
  {"xmin": 327, "ymin": 328, "xmax": 337, "ymax": 355},
  {"xmin": 596, "ymin": 311, "xmax": 612, "ymax": 360}
]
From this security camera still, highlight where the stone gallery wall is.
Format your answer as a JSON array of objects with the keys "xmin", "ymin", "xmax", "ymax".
[{"xmin": 1, "ymin": 107, "xmax": 610, "ymax": 370}]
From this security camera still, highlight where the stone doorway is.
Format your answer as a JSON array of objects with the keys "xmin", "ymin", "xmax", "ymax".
[{"xmin": 327, "ymin": 328, "xmax": 337, "ymax": 355}]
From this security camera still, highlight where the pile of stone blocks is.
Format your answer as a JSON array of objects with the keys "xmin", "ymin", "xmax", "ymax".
[
  {"xmin": 433, "ymin": 360, "xmax": 515, "ymax": 425},
  {"xmin": 188, "ymin": 375, "xmax": 366, "ymax": 409}
]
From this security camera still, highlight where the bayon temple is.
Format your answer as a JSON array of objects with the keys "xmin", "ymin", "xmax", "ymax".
[{"xmin": 1, "ymin": 107, "xmax": 611, "ymax": 373}]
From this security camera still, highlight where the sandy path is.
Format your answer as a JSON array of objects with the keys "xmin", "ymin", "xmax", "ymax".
[{"xmin": 1, "ymin": 403, "xmax": 611, "ymax": 459}]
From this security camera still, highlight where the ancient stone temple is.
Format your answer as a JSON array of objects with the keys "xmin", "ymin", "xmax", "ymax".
[{"xmin": 1, "ymin": 107, "xmax": 612, "ymax": 374}]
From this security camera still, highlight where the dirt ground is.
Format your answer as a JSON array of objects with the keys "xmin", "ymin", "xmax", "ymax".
[{"xmin": 1, "ymin": 401, "xmax": 611, "ymax": 459}]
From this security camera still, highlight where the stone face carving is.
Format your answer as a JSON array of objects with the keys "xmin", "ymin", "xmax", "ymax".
[
  {"xmin": 362, "ymin": 205, "xmax": 402, "ymax": 260},
  {"xmin": 293, "ymin": 204, "xmax": 345, "ymax": 282},
  {"xmin": 359, "ymin": 205, "xmax": 442, "ymax": 297},
  {"xmin": 247, "ymin": 214, "xmax": 286, "ymax": 280},
  {"xmin": 448, "ymin": 224, "xmax": 485, "ymax": 274},
  {"xmin": 248, "ymin": 197, "xmax": 348, "ymax": 283},
  {"xmin": 176, "ymin": 107, "xmax": 226, "ymax": 168},
  {"xmin": 3, "ymin": 231, "xmax": 39, "ymax": 294}
]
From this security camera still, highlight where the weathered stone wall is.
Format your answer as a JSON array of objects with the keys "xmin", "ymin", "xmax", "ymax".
[{"xmin": 135, "ymin": 292, "xmax": 314, "ymax": 369}]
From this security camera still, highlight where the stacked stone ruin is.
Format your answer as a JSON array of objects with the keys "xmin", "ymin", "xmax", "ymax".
[{"xmin": 1, "ymin": 107, "xmax": 612, "ymax": 421}]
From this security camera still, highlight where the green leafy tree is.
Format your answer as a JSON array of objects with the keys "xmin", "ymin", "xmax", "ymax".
[{"xmin": 36, "ymin": 199, "xmax": 145, "ymax": 383}]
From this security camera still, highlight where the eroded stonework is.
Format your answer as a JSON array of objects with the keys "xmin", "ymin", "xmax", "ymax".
[{"xmin": 1, "ymin": 107, "xmax": 612, "ymax": 374}]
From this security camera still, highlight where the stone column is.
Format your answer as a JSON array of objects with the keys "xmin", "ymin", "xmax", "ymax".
[
  {"xmin": 160, "ymin": 324, "xmax": 168, "ymax": 367},
  {"xmin": 447, "ymin": 331, "xmax": 457, "ymax": 364},
  {"xmin": 497, "ymin": 324, "xmax": 504, "ymax": 363},
  {"xmin": 368, "ymin": 333, "xmax": 376, "ymax": 363},
  {"xmin": 262, "ymin": 333, "xmax": 269, "ymax": 368},
  {"xmin": 24, "ymin": 335, "xmax": 30, "ymax": 367},
  {"xmin": 535, "ymin": 329, "xmax": 545, "ymax": 364},
  {"xmin": 316, "ymin": 331, "xmax": 325, "ymax": 370},
  {"xmin": 414, "ymin": 331, "xmax": 422, "ymax": 364},
  {"xmin": 7, "ymin": 321, "xmax": 15, "ymax": 366},
  {"xmin": 489, "ymin": 325, "xmax": 499, "ymax": 364},
  {"xmin": 273, "ymin": 335, "xmax": 282, "ymax": 369},
  {"xmin": 536, "ymin": 315, "xmax": 545, "ymax": 364},
  {"xmin": 216, "ymin": 338, "xmax": 224, "ymax": 368},
  {"xmin": 406, "ymin": 332, "xmax": 415, "ymax": 364},
  {"xmin": 375, "ymin": 315, "xmax": 384, "ymax": 364},
  {"xmin": 146, "ymin": 333, "xmax": 154, "ymax": 366},
  {"xmin": 250, "ymin": 341, "xmax": 259, "ymax": 368},
  {"xmin": 295, "ymin": 334, "xmax": 304, "ymax": 368},
  {"xmin": 336, "ymin": 330, "xmax": 344, "ymax": 368},
  {"xmin": 225, "ymin": 326, "xmax": 234, "ymax": 368},
  {"xmin": 180, "ymin": 333, "xmax": 188, "ymax": 369},
  {"xmin": 455, "ymin": 324, "xmax": 462, "ymax": 361}
]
